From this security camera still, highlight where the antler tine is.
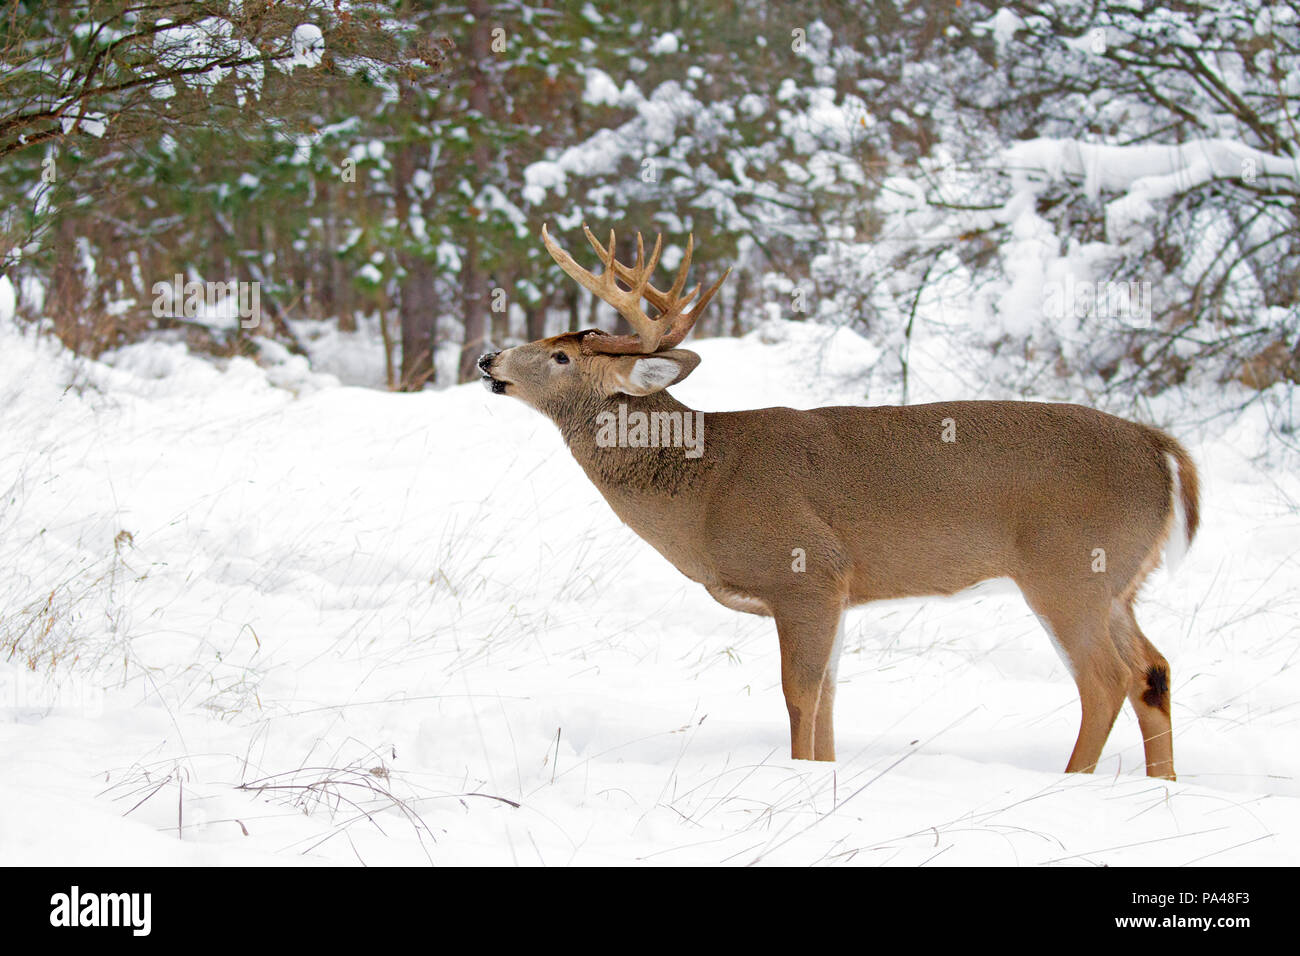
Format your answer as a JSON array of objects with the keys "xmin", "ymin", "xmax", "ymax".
[
  {"xmin": 544, "ymin": 223, "xmax": 664, "ymax": 353},
  {"xmin": 645, "ymin": 233, "xmax": 664, "ymax": 280},
  {"xmin": 658, "ymin": 266, "xmax": 732, "ymax": 350},
  {"xmin": 544, "ymin": 223, "xmax": 730, "ymax": 355},
  {"xmin": 576, "ymin": 224, "xmax": 621, "ymax": 276},
  {"xmin": 676, "ymin": 237, "xmax": 707, "ymax": 313},
  {"xmin": 582, "ymin": 223, "xmax": 607, "ymax": 261},
  {"xmin": 604, "ymin": 234, "xmax": 696, "ymax": 314},
  {"xmin": 666, "ymin": 234, "xmax": 694, "ymax": 300},
  {"xmin": 601, "ymin": 231, "xmax": 728, "ymax": 349},
  {"xmin": 542, "ymin": 222, "xmax": 604, "ymax": 300},
  {"xmin": 629, "ymin": 232, "xmax": 664, "ymax": 300},
  {"xmin": 615, "ymin": 230, "xmax": 725, "ymax": 348}
]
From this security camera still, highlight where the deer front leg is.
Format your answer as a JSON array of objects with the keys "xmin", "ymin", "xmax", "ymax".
[{"xmin": 774, "ymin": 601, "xmax": 845, "ymax": 761}]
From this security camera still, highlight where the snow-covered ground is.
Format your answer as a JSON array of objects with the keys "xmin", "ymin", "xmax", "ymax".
[{"xmin": 1, "ymin": 315, "xmax": 1297, "ymax": 866}]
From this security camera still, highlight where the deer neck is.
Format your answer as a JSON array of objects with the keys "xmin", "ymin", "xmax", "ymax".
[{"xmin": 550, "ymin": 390, "xmax": 710, "ymax": 501}]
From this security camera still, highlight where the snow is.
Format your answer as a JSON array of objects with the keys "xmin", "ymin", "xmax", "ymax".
[
  {"xmin": 290, "ymin": 25, "xmax": 325, "ymax": 71},
  {"xmin": 869, "ymin": 134, "xmax": 1300, "ymax": 356},
  {"xmin": 150, "ymin": 15, "xmax": 273, "ymax": 99},
  {"xmin": 0, "ymin": 275, "xmax": 14, "ymax": 323},
  {"xmin": 1003, "ymin": 138, "xmax": 1300, "ymax": 240},
  {"xmin": 978, "ymin": 9, "xmax": 1026, "ymax": 56},
  {"xmin": 155, "ymin": 18, "xmax": 234, "ymax": 89},
  {"xmin": 522, "ymin": 161, "xmax": 566, "ymax": 205},
  {"xmin": 583, "ymin": 68, "xmax": 625, "ymax": 107},
  {"xmin": 649, "ymin": 33, "xmax": 679, "ymax": 56},
  {"xmin": 289, "ymin": 315, "xmax": 389, "ymax": 388},
  {"xmin": 59, "ymin": 111, "xmax": 108, "ymax": 137},
  {"xmin": 0, "ymin": 313, "xmax": 1297, "ymax": 866}
]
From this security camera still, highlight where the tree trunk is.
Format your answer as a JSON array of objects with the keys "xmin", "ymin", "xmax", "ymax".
[
  {"xmin": 567, "ymin": 287, "xmax": 580, "ymax": 333},
  {"xmin": 399, "ymin": 257, "xmax": 436, "ymax": 389},
  {"xmin": 322, "ymin": 178, "xmax": 354, "ymax": 331},
  {"xmin": 730, "ymin": 269, "xmax": 749, "ymax": 337},
  {"xmin": 458, "ymin": 230, "xmax": 488, "ymax": 382},
  {"xmin": 50, "ymin": 215, "xmax": 89, "ymax": 353},
  {"xmin": 457, "ymin": 0, "xmax": 493, "ymax": 383},
  {"xmin": 379, "ymin": 304, "xmax": 397, "ymax": 389},
  {"xmin": 394, "ymin": 81, "xmax": 436, "ymax": 389},
  {"xmin": 525, "ymin": 297, "xmax": 547, "ymax": 341}
]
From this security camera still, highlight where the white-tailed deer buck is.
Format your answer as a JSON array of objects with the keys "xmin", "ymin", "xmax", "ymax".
[{"xmin": 479, "ymin": 224, "xmax": 1199, "ymax": 780}]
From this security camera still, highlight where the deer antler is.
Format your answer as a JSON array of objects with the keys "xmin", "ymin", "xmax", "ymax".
[{"xmin": 541, "ymin": 223, "xmax": 730, "ymax": 355}]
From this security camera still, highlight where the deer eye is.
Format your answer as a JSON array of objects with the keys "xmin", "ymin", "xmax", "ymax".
[{"xmin": 552, "ymin": 351, "xmax": 570, "ymax": 365}]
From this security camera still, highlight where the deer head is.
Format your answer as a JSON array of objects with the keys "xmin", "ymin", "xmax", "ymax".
[{"xmin": 477, "ymin": 225, "xmax": 729, "ymax": 420}]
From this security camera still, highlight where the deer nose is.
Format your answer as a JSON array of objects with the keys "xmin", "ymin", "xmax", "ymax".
[{"xmin": 477, "ymin": 351, "xmax": 501, "ymax": 373}]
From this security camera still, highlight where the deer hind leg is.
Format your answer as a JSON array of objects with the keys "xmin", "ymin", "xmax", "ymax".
[
  {"xmin": 812, "ymin": 613, "xmax": 846, "ymax": 761},
  {"xmin": 773, "ymin": 600, "xmax": 844, "ymax": 762},
  {"xmin": 1021, "ymin": 583, "xmax": 1130, "ymax": 774},
  {"xmin": 1109, "ymin": 598, "xmax": 1176, "ymax": 780}
]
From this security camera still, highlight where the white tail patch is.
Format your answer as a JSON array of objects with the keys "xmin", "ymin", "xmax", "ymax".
[{"xmin": 1164, "ymin": 452, "xmax": 1190, "ymax": 574}]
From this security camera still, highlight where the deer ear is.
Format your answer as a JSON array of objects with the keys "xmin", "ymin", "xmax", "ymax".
[{"xmin": 610, "ymin": 349, "xmax": 701, "ymax": 396}]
